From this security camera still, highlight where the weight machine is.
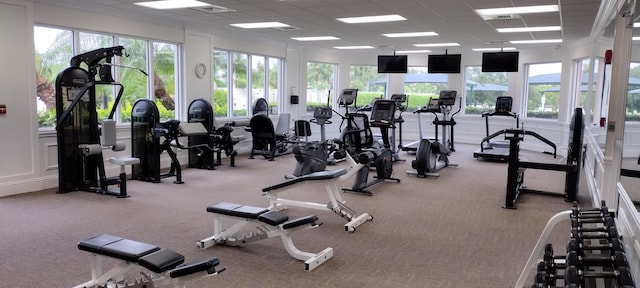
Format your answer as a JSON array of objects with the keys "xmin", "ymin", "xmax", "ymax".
[
  {"xmin": 502, "ymin": 107, "xmax": 584, "ymax": 209},
  {"xmin": 131, "ymin": 99, "xmax": 211, "ymax": 184},
  {"xmin": 187, "ymin": 98, "xmax": 242, "ymax": 169},
  {"xmin": 55, "ymin": 46, "xmax": 143, "ymax": 197}
]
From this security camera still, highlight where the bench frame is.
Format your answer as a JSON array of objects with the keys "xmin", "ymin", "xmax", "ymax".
[
  {"xmin": 262, "ymin": 162, "xmax": 373, "ymax": 232},
  {"xmin": 197, "ymin": 204, "xmax": 333, "ymax": 271}
]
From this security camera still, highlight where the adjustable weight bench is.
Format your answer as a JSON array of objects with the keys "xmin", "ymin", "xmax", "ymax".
[
  {"xmin": 197, "ymin": 202, "xmax": 333, "ymax": 271},
  {"xmin": 262, "ymin": 165, "xmax": 373, "ymax": 233},
  {"xmin": 74, "ymin": 234, "xmax": 223, "ymax": 288}
]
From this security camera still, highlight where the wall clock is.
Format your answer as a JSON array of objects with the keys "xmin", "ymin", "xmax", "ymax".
[{"xmin": 195, "ymin": 63, "xmax": 207, "ymax": 78}]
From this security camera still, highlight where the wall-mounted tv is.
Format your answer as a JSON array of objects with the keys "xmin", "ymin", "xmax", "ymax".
[
  {"xmin": 481, "ymin": 51, "xmax": 519, "ymax": 72},
  {"xmin": 378, "ymin": 55, "xmax": 408, "ymax": 74},
  {"xmin": 428, "ymin": 54, "xmax": 462, "ymax": 74}
]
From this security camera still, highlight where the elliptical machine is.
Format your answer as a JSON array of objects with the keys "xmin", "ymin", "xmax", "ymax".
[
  {"xmin": 342, "ymin": 99, "xmax": 401, "ymax": 195},
  {"xmin": 289, "ymin": 106, "xmax": 333, "ymax": 178},
  {"xmin": 407, "ymin": 90, "xmax": 459, "ymax": 178}
]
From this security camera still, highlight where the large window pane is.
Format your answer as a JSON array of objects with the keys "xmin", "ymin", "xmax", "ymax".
[
  {"xmin": 79, "ymin": 32, "xmax": 114, "ymax": 122},
  {"xmin": 232, "ymin": 53, "xmax": 248, "ymax": 116},
  {"xmin": 251, "ymin": 55, "xmax": 266, "ymax": 112},
  {"xmin": 307, "ymin": 62, "xmax": 335, "ymax": 112},
  {"xmin": 525, "ymin": 62, "xmax": 562, "ymax": 119},
  {"xmin": 213, "ymin": 50, "xmax": 229, "ymax": 117},
  {"xmin": 350, "ymin": 64, "xmax": 384, "ymax": 107},
  {"xmin": 268, "ymin": 57, "xmax": 281, "ymax": 115},
  {"xmin": 34, "ymin": 26, "xmax": 73, "ymax": 127},
  {"xmin": 152, "ymin": 42, "xmax": 177, "ymax": 120},
  {"xmin": 464, "ymin": 66, "xmax": 509, "ymax": 115},
  {"xmin": 627, "ymin": 62, "xmax": 640, "ymax": 121},
  {"xmin": 119, "ymin": 37, "xmax": 147, "ymax": 122},
  {"xmin": 404, "ymin": 67, "xmax": 448, "ymax": 111}
]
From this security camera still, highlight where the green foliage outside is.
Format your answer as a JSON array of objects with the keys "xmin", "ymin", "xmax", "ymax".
[{"xmin": 306, "ymin": 91, "xmax": 440, "ymax": 112}]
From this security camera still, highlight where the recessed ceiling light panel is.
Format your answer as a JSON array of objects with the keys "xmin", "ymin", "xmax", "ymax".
[
  {"xmin": 333, "ymin": 46, "xmax": 375, "ymax": 49},
  {"xmin": 382, "ymin": 32, "xmax": 438, "ymax": 38},
  {"xmin": 134, "ymin": 0, "xmax": 211, "ymax": 9},
  {"xmin": 497, "ymin": 26, "xmax": 561, "ymax": 33},
  {"xmin": 476, "ymin": 5, "xmax": 559, "ymax": 16},
  {"xmin": 472, "ymin": 47, "xmax": 517, "ymax": 51},
  {"xmin": 337, "ymin": 14, "xmax": 406, "ymax": 24},
  {"xmin": 510, "ymin": 39, "xmax": 562, "ymax": 44},
  {"xmin": 231, "ymin": 22, "xmax": 290, "ymax": 29},
  {"xmin": 413, "ymin": 43, "xmax": 460, "ymax": 47},
  {"xmin": 291, "ymin": 36, "xmax": 340, "ymax": 41}
]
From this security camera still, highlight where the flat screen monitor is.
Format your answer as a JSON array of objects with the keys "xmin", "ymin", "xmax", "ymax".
[
  {"xmin": 428, "ymin": 54, "xmax": 461, "ymax": 74},
  {"xmin": 481, "ymin": 52, "xmax": 519, "ymax": 72},
  {"xmin": 378, "ymin": 55, "xmax": 408, "ymax": 74}
]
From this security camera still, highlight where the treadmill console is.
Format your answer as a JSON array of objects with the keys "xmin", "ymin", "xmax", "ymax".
[{"xmin": 495, "ymin": 96, "xmax": 513, "ymax": 114}]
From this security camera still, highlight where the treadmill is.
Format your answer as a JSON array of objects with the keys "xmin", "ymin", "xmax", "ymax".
[{"xmin": 473, "ymin": 96, "xmax": 519, "ymax": 162}]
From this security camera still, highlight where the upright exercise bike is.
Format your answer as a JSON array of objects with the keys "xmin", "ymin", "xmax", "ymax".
[
  {"xmin": 407, "ymin": 90, "xmax": 459, "ymax": 178},
  {"xmin": 343, "ymin": 99, "xmax": 401, "ymax": 195}
]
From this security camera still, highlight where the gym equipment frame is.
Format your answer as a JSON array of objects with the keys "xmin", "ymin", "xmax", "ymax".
[
  {"xmin": 503, "ymin": 107, "xmax": 584, "ymax": 209},
  {"xmin": 55, "ymin": 46, "xmax": 142, "ymax": 197},
  {"xmin": 263, "ymin": 160, "xmax": 374, "ymax": 232},
  {"xmin": 73, "ymin": 234, "xmax": 223, "ymax": 288},
  {"xmin": 197, "ymin": 202, "xmax": 333, "ymax": 271}
]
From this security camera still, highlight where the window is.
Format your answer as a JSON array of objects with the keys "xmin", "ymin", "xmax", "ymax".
[
  {"xmin": 34, "ymin": 25, "xmax": 180, "ymax": 127},
  {"xmin": 212, "ymin": 49, "xmax": 283, "ymax": 117},
  {"xmin": 524, "ymin": 62, "xmax": 562, "ymax": 119},
  {"xmin": 627, "ymin": 62, "xmax": 640, "ymax": 121},
  {"xmin": 573, "ymin": 58, "xmax": 601, "ymax": 124},
  {"xmin": 213, "ymin": 50, "xmax": 229, "ymax": 117},
  {"xmin": 306, "ymin": 61, "xmax": 336, "ymax": 112},
  {"xmin": 404, "ymin": 67, "xmax": 448, "ymax": 111},
  {"xmin": 350, "ymin": 64, "xmax": 384, "ymax": 108},
  {"xmin": 464, "ymin": 66, "xmax": 509, "ymax": 115},
  {"xmin": 152, "ymin": 42, "xmax": 178, "ymax": 120}
]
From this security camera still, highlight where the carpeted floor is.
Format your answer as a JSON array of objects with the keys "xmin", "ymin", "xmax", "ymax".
[{"xmin": 0, "ymin": 143, "xmax": 590, "ymax": 287}]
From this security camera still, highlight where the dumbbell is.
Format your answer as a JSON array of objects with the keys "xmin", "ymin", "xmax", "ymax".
[
  {"xmin": 571, "ymin": 201, "xmax": 614, "ymax": 217},
  {"xmin": 564, "ymin": 264, "xmax": 635, "ymax": 288},
  {"xmin": 570, "ymin": 225, "xmax": 618, "ymax": 240},
  {"xmin": 566, "ymin": 250, "xmax": 629, "ymax": 269},
  {"xmin": 566, "ymin": 238, "xmax": 625, "ymax": 256},
  {"xmin": 571, "ymin": 214, "xmax": 615, "ymax": 228}
]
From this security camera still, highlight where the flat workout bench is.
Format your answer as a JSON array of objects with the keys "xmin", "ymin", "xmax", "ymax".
[
  {"xmin": 74, "ymin": 234, "xmax": 223, "ymax": 288},
  {"xmin": 197, "ymin": 202, "xmax": 333, "ymax": 271}
]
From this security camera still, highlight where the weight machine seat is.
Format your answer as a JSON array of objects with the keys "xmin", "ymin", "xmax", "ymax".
[{"xmin": 206, "ymin": 202, "xmax": 318, "ymax": 229}]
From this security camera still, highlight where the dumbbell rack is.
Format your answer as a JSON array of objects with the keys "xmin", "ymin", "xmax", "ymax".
[{"xmin": 517, "ymin": 202, "xmax": 636, "ymax": 288}]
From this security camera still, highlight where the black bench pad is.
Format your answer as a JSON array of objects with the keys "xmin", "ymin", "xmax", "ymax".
[
  {"xmin": 78, "ymin": 234, "xmax": 160, "ymax": 262},
  {"xmin": 206, "ymin": 202, "xmax": 269, "ymax": 219},
  {"xmin": 257, "ymin": 210, "xmax": 289, "ymax": 226},
  {"xmin": 138, "ymin": 248, "xmax": 185, "ymax": 273},
  {"xmin": 169, "ymin": 257, "xmax": 220, "ymax": 278},
  {"xmin": 283, "ymin": 215, "xmax": 318, "ymax": 229}
]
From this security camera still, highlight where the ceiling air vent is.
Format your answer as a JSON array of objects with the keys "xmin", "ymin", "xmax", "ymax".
[
  {"xmin": 191, "ymin": 5, "xmax": 235, "ymax": 14},
  {"xmin": 274, "ymin": 26, "xmax": 302, "ymax": 31},
  {"xmin": 482, "ymin": 14, "xmax": 520, "ymax": 21}
]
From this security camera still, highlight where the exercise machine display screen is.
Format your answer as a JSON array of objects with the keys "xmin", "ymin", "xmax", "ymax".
[
  {"xmin": 371, "ymin": 100, "xmax": 395, "ymax": 122},
  {"xmin": 339, "ymin": 89, "xmax": 357, "ymax": 106},
  {"xmin": 437, "ymin": 90, "xmax": 457, "ymax": 106}
]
